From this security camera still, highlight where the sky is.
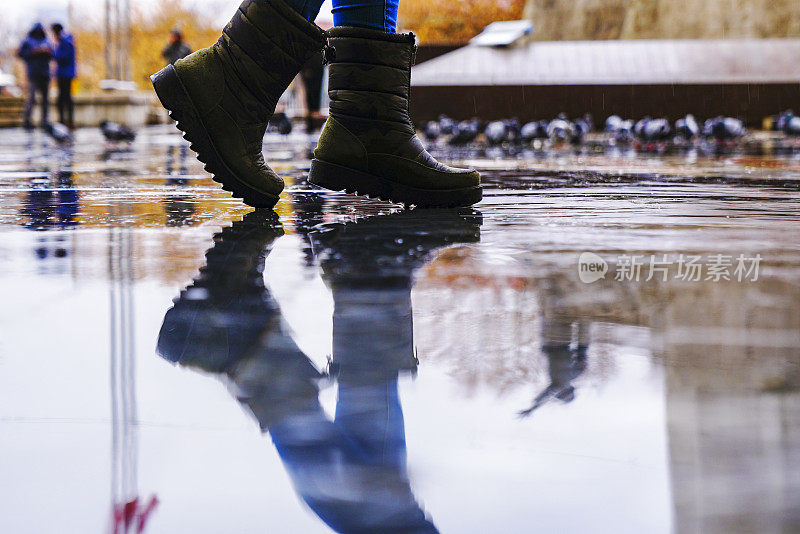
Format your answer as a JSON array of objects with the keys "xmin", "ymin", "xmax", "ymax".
[{"xmin": 5, "ymin": 0, "xmax": 333, "ymax": 31}]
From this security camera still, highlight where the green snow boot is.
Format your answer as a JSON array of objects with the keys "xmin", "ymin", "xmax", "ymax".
[
  {"xmin": 309, "ymin": 27, "xmax": 482, "ymax": 208},
  {"xmin": 150, "ymin": 0, "xmax": 326, "ymax": 208}
]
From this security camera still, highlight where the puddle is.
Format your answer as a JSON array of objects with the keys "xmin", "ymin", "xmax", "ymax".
[{"xmin": 0, "ymin": 126, "xmax": 798, "ymax": 533}]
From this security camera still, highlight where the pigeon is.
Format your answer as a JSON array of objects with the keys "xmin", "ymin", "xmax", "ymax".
[
  {"xmin": 546, "ymin": 115, "xmax": 575, "ymax": 143},
  {"xmin": 483, "ymin": 119, "xmax": 520, "ymax": 146},
  {"xmin": 520, "ymin": 120, "xmax": 548, "ymax": 143},
  {"xmin": 448, "ymin": 119, "xmax": 481, "ymax": 145},
  {"xmin": 605, "ymin": 115, "xmax": 623, "ymax": 133},
  {"xmin": 100, "ymin": 120, "xmax": 136, "ymax": 142},
  {"xmin": 571, "ymin": 115, "xmax": 592, "ymax": 144},
  {"xmin": 267, "ymin": 112, "xmax": 292, "ymax": 135},
  {"xmin": 423, "ymin": 120, "xmax": 441, "ymax": 141},
  {"xmin": 703, "ymin": 116, "xmax": 745, "ymax": 141},
  {"xmin": 604, "ymin": 115, "xmax": 634, "ymax": 144},
  {"xmin": 483, "ymin": 120, "xmax": 508, "ymax": 145},
  {"xmin": 774, "ymin": 110, "xmax": 795, "ymax": 132},
  {"xmin": 44, "ymin": 122, "xmax": 73, "ymax": 144},
  {"xmin": 775, "ymin": 111, "xmax": 800, "ymax": 136},
  {"xmin": 633, "ymin": 117, "xmax": 649, "ymax": 139},
  {"xmin": 506, "ymin": 119, "xmax": 521, "ymax": 144},
  {"xmin": 437, "ymin": 115, "xmax": 457, "ymax": 135},
  {"xmin": 674, "ymin": 114, "xmax": 699, "ymax": 140},
  {"xmin": 635, "ymin": 118, "xmax": 671, "ymax": 142},
  {"xmin": 783, "ymin": 115, "xmax": 800, "ymax": 137},
  {"xmin": 613, "ymin": 120, "xmax": 634, "ymax": 144}
]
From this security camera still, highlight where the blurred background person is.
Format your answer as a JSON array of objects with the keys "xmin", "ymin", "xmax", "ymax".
[
  {"xmin": 17, "ymin": 23, "xmax": 53, "ymax": 130},
  {"xmin": 300, "ymin": 53, "xmax": 325, "ymax": 132},
  {"xmin": 161, "ymin": 29, "xmax": 191, "ymax": 65},
  {"xmin": 51, "ymin": 23, "xmax": 76, "ymax": 129}
]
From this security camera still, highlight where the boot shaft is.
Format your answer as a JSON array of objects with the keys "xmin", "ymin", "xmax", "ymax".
[
  {"xmin": 309, "ymin": 26, "xmax": 482, "ymax": 207},
  {"xmin": 325, "ymin": 27, "xmax": 417, "ymax": 126},
  {"xmin": 215, "ymin": 0, "xmax": 327, "ymax": 115}
]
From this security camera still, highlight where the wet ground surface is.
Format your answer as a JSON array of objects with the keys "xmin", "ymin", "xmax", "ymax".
[{"xmin": 1, "ymin": 125, "xmax": 799, "ymax": 533}]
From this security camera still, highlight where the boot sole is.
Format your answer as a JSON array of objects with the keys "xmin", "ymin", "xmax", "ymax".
[
  {"xmin": 308, "ymin": 159, "xmax": 483, "ymax": 208},
  {"xmin": 150, "ymin": 64, "xmax": 280, "ymax": 209}
]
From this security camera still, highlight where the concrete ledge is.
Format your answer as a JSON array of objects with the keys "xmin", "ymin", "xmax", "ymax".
[{"xmin": 0, "ymin": 90, "xmax": 168, "ymax": 128}]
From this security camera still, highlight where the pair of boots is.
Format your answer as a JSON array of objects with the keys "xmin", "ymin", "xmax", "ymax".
[{"xmin": 151, "ymin": 0, "xmax": 481, "ymax": 209}]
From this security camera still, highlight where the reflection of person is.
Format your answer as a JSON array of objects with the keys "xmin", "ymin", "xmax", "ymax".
[
  {"xmin": 18, "ymin": 23, "xmax": 53, "ymax": 129},
  {"xmin": 161, "ymin": 29, "xmax": 191, "ymax": 65},
  {"xmin": 51, "ymin": 23, "xmax": 76, "ymax": 129},
  {"xmin": 164, "ymin": 145, "xmax": 196, "ymax": 226},
  {"xmin": 157, "ymin": 207, "xmax": 481, "ymax": 532},
  {"xmin": 151, "ymin": 0, "xmax": 482, "ymax": 209},
  {"xmin": 518, "ymin": 321, "xmax": 589, "ymax": 417},
  {"xmin": 20, "ymin": 155, "xmax": 79, "ymax": 263},
  {"xmin": 21, "ymin": 169, "xmax": 79, "ymax": 231}
]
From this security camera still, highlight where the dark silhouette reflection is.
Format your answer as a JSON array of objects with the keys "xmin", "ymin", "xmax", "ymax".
[
  {"xmin": 291, "ymin": 190, "xmax": 326, "ymax": 268},
  {"xmin": 157, "ymin": 207, "xmax": 481, "ymax": 533},
  {"xmin": 518, "ymin": 320, "xmax": 589, "ymax": 417},
  {"xmin": 20, "ymin": 150, "xmax": 79, "ymax": 264},
  {"xmin": 164, "ymin": 145, "xmax": 196, "ymax": 227},
  {"xmin": 21, "ymin": 169, "xmax": 78, "ymax": 231}
]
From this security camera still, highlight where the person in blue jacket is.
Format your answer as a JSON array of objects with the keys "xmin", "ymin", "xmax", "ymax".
[
  {"xmin": 17, "ymin": 23, "xmax": 53, "ymax": 129},
  {"xmin": 51, "ymin": 23, "xmax": 76, "ymax": 129}
]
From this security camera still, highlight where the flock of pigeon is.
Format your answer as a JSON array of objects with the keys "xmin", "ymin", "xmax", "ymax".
[
  {"xmin": 422, "ymin": 109, "xmax": 800, "ymax": 148},
  {"xmin": 424, "ymin": 115, "xmax": 596, "ymax": 146},
  {"xmin": 39, "ymin": 109, "xmax": 800, "ymax": 150},
  {"xmin": 41, "ymin": 120, "xmax": 137, "ymax": 145},
  {"xmin": 42, "ymin": 113, "xmax": 291, "ymax": 145}
]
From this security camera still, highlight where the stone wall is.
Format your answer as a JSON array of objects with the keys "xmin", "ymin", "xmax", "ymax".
[{"xmin": 523, "ymin": 0, "xmax": 800, "ymax": 41}]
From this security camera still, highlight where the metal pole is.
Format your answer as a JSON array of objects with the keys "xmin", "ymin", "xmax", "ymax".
[
  {"xmin": 115, "ymin": 0, "xmax": 121, "ymax": 80},
  {"xmin": 123, "ymin": 0, "xmax": 131, "ymax": 81},
  {"xmin": 104, "ymin": 0, "xmax": 111, "ymax": 79}
]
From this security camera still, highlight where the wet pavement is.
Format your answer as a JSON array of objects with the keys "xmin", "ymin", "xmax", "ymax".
[{"xmin": 1, "ymin": 125, "xmax": 799, "ymax": 533}]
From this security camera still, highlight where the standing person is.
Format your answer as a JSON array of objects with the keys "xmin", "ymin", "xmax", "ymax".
[
  {"xmin": 300, "ymin": 52, "xmax": 324, "ymax": 133},
  {"xmin": 17, "ymin": 23, "xmax": 53, "ymax": 130},
  {"xmin": 161, "ymin": 29, "xmax": 191, "ymax": 65},
  {"xmin": 51, "ymin": 23, "xmax": 76, "ymax": 129},
  {"xmin": 150, "ymin": 0, "xmax": 481, "ymax": 209}
]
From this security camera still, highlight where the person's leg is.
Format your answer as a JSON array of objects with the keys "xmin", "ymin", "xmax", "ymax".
[
  {"xmin": 300, "ymin": 53, "xmax": 324, "ymax": 131},
  {"xmin": 56, "ymin": 78, "xmax": 67, "ymax": 125},
  {"xmin": 65, "ymin": 79, "xmax": 74, "ymax": 128},
  {"xmin": 23, "ymin": 80, "xmax": 35, "ymax": 128},
  {"xmin": 283, "ymin": 0, "xmax": 325, "ymax": 20},
  {"xmin": 57, "ymin": 78, "xmax": 74, "ymax": 127},
  {"xmin": 331, "ymin": 0, "xmax": 399, "ymax": 32},
  {"xmin": 39, "ymin": 79, "xmax": 50, "ymax": 127},
  {"xmin": 150, "ymin": 0, "xmax": 327, "ymax": 209}
]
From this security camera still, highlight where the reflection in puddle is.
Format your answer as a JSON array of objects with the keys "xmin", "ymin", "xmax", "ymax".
[
  {"xmin": 0, "ymin": 126, "xmax": 798, "ymax": 533},
  {"xmin": 158, "ymin": 208, "xmax": 481, "ymax": 532}
]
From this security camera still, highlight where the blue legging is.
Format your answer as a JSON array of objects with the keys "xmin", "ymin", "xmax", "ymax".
[{"xmin": 285, "ymin": 0, "xmax": 398, "ymax": 32}]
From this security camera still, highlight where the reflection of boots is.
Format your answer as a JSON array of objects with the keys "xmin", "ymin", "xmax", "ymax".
[
  {"xmin": 310, "ymin": 27, "xmax": 482, "ymax": 208},
  {"xmin": 311, "ymin": 209, "xmax": 482, "ymax": 375},
  {"xmin": 157, "ymin": 209, "xmax": 322, "ymax": 428},
  {"xmin": 310, "ymin": 208, "xmax": 482, "ymax": 287},
  {"xmin": 157, "ymin": 209, "xmax": 285, "ymax": 372},
  {"xmin": 151, "ymin": 0, "xmax": 326, "ymax": 208}
]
